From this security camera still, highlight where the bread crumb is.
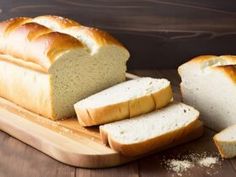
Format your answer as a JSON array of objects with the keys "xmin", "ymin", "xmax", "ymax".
[
  {"xmin": 165, "ymin": 159, "xmax": 193, "ymax": 176},
  {"xmin": 162, "ymin": 152, "xmax": 221, "ymax": 176},
  {"xmin": 198, "ymin": 157, "xmax": 218, "ymax": 167}
]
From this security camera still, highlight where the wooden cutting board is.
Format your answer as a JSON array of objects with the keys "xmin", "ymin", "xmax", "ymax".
[{"xmin": 0, "ymin": 73, "xmax": 202, "ymax": 168}]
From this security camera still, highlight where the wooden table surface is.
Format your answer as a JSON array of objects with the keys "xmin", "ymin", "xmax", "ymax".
[{"xmin": 1, "ymin": 70, "xmax": 236, "ymax": 177}]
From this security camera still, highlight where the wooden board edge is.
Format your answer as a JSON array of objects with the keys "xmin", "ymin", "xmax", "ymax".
[{"xmin": 0, "ymin": 104, "xmax": 136, "ymax": 168}]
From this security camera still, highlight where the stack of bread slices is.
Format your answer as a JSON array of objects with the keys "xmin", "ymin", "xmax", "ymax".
[{"xmin": 74, "ymin": 77, "xmax": 203, "ymax": 156}]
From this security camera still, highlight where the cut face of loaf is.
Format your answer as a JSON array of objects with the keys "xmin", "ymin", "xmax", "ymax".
[
  {"xmin": 178, "ymin": 55, "xmax": 236, "ymax": 131},
  {"xmin": 100, "ymin": 102, "xmax": 202, "ymax": 156},
  {"xmin": 214, "ymin": 125, "xmax": 236, "ymax": 158},
  {"xmin": 0, "ymin": 16, "xmax": 129, "ymax": 120},
  {"xmin": 74, "ymin": 77, "xmax": 173, "ymax": 126}
]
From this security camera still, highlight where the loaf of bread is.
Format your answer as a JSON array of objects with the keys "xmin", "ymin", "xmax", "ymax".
[
  {"xmin": 0, "ymin": 15, "xmax": 129, "ymax": 120},
  {"xmin": 74, "ymin": 77, "xmax": 173, "ymax": 126},
  {"xmin": 214, "ymin": 124, "xmax": 236, "ymax": 158},
  {"xmin": 178, "ymin": 55, "xmax": 236, "ymax": 131},
  {"xmin": 100, "ymin": 102, "xmax": 203, "ymax": 156}
]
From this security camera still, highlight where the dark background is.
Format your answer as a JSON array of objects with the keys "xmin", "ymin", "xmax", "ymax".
[{"xmin": 1, "ymin": 0, "xmax": 236, "ymax": 69}]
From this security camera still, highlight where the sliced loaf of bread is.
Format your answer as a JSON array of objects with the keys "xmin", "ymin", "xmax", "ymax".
[
  {"xmin": 74, "ymin": 77, "xmax": 173, "ymax": 126},
  {"xmin": 214, "ymin": 125, "xmax": 236, "ymax": 158},
  {"xmin": 178, "ymin": 55, "xmax": 236, "ymax": 131},
  {"xmin": 100, "ymin": 102, "xmax": 203, "ymax": 156},
  {"xmin": 0, "ymin": 15, "xmax": 129, "ymax": 120}
]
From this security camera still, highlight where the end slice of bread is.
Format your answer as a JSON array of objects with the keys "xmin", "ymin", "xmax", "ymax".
[
  {"xmin": 214, "ymin": 125, "xmax": 236, "ymax": 158},
  {"xmin": 100, "ymin": 102, "xmax": 202, "ymax": 156},
  {"xmin": 74, "ymin": 77, "xmax": 173, "ymax": 126}
]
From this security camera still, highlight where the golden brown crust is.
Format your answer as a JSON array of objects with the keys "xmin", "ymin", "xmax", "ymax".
[
  {"xmin": 0, "ymin": 54, "xmax": 47, "ymax": 73},
  {"xmin": 0, "ymin": 15, "xmax": 129, "ymax": 120},
  {"xmin": 32, "ymin": 31, "xmax": 83, "ymax": 68},
  {"xmin": 187, "ymin": 55, "xmax": 217, "ymax": 63},
  {"xmin": 152, "ymin": 84, "xmax": 173, "ymax": 109},
  {"xmin": 77, "ymin": 101, "xmax": 130, "ymax": 127},
  {"xmin": 178, "ymin": 55, "xmax": 236, "ymax": 84},
  {"xmin": 0, "ymin": 18, "xmax": 84, "ymax": 70},
  {"xmin": 75, "ymin": 84, "xmax": 173, "ymax": 127},
  {"xmin": 213, "ymin": 137, "xmax": 227, "ymax": 158},
  {"xmin": 213, "ymin": 139, "xmax": 236, "ymax": 158},
  {"xmin": 74, "ymin": 26, "xmax": 123, "ymax": 47},
  {"xmin": 178, "ymin": 55, "xmax": 236, "ymax": 70},
  {"xmin": 33, "ymin": 15, "xmax": 124, "ymax": 48},
  {"xmin": 212, "ymin": 65, "xmax": 236, "ymax": 83},
  {"xmin": 0, "ymin": 17, "xmax": 32, "ymax": 36},
  {"xmin": 33, "ymin": 15, "xmax": 81, "ymax": 28},
  {"xmin": 181, "ymin": 55, "xmax": 236, "ymax": 65},
  {"xmin": 101, "ymin": 119, "xmax": 203, "ymax": 156},
  {"xmin": 99, "ymin": 126, "xmax": 109, "ymax": 146},
  {"xmin": 0, "ymin": 15, "xmax": 129, "ymax": 71}
]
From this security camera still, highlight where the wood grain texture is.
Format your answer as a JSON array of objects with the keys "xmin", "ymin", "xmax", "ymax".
[
  {"xmin": 0, "ymin": 131, "xmax": 75, "ymax": 177},
  {"xmin": 1, "ymin": 70, "xmax": 236, "ymax": 177},
  {"xmin": 1, "ymin": 0, "xmax": 236, "ymax": 69},
  {"xmin": 76, "ymin": 163, "xmax": 139, "ymax": 177},
  {"xmin": 138, "ymin": 129, "xmax": 236, "ymax": 177},
  {"xmin": 0, "ymin": 94, "xmax": 134, "ymax": 168}
]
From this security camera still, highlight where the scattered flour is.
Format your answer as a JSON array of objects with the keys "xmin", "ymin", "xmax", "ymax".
[
  {"xmin": 166, "ymin": 159, "xmax": 193, "ymax": 176},
  {"xmin": 198, "ymin": 157, "xmax": 218, "ymax": 167},
  {"xmin": 162, "ymin": 152, "xmax": 221, "ymax": 176}
]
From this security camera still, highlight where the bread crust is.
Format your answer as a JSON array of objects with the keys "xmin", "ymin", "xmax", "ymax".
[
  {"xmin": 212, "ymin": 65, "xmax": 236, "ymax": 83},
  {"xmin": 213, "ymin": 138, "xmax": 228, "ymax": 158},
  {"xmin": 0, "ymin": 54, "xmax": 46, "ymax": 73},
  {"xmin": 0, "ymin": 15, "xmax": 129, "ymax": 71},
  {"xmin": 0, "ymin": 17, "xmax": 84, "ymax": 71},
  {"xmin": 75, "ymin": 84, "xmax": 173, "ymax": 126},
  {"xmin": 213, "ymin": 139, "xmax": 236, "ymax": 158},
  {"xmin": 179, "ymin": 55, "xmax": 236, "ymax": 65},
  {"xmin": 100, "ymin": 119, "xmax": 203, "ymax": 156},
  {"xmin": 33, "ymin": 15, "xmax": 124, "ymax": 48},
  {"xmin": 33, "ymin": 15, "xmax": 81, "ymax": 29},
  {"xmin": 0, "ymin": 56, "xmax": 53, "ymax": 119},
  {"xmin": 178, "ymin": 55, "xmax": 236, "ymax": 83},
  {"xmin": 0, "ymin": 15, "xmax": 130, "ymax": 119}
]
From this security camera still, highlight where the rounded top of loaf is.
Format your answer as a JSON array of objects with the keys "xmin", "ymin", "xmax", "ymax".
[
  {"xmin": 0, "ymin": 15, "xmax": 130, "ymax": 72},
  {"xmin": 33, "ymin": 15, "xmax": 81, "ymax": 29},
  {"xmin": 178, "ymin": 55, "xmax": 236, "ymax": 83},
  {"xmin": 179, "ymin": 55, "xmax": 236, "ymax": 68},
  {"xmin": 33, "ymin": 15, "xmax": 126, "ymax": 54}
]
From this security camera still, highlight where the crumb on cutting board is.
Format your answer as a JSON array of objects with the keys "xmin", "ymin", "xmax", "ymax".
[
  {"xmin": 165, "ymin": 159, "xmax": 193, "ymax": 176},
  {"xmin": 162, "ymin": 152, "xmax": 221, "ymax": 176},
  {"xmin": 198, "ymin": 157, "xmax": 219, "ymax": 168}
]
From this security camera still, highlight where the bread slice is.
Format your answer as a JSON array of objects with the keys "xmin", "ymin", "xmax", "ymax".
[
  {"xmin": 74, "ymin": 77, "xmax": 173, "ymax": 126},
  {"xmin": 214, "ymin": 125, "xmax": 236, "ymax": 158},
  {"xmin": 178, "ymin": 55, "xmax": 236, "ymax": 131},
  {"xmin": 0, "ymin": 16, "xmax": 129, "ymax": 120},
  {"xmin": 100, "ymin": 102, "xmax": 202, "ymax": 156}
]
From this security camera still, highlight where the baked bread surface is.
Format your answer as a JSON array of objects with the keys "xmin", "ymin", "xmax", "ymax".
[
  {"xmin": 74, "ymin": 77, "xmax": 173, "ymax": 126},
  {"xmin": 178, "ymin": 55, "xmax": 236, "ymax": 130},
  {"xmin": 0, "ymin": 15, "xmax": 130, "ymax": 119},
  {"xmin": 100, "ymin": 102, "xmax": 202, "ymax": 156}
]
